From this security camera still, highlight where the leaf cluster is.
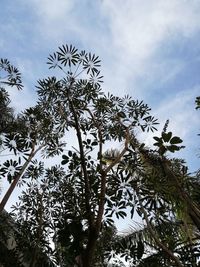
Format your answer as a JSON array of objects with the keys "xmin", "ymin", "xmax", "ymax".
[{"xmin": 153, "ymin": 131, "xmax": 184, "ymax": 155}]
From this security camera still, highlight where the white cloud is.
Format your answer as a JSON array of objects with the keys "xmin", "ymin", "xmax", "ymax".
[
  {"xmin": 102, "ymin": 0, "xmax": 200, "ymax": 57},
  {"xmin": 14, "ymin": 0, "xmax": 200, "ymax": 95},
  {"xmin": 99, "ymin": 0, "xmax": 200, "ymax": 94},
  {"xmin": 17, "ymin": 0, "xmax": 77, "ymax": 44},
  {"xmin": 155, "ymin": 86, "xmax": 199, "ymax": 132},
  {"xmin": 29, "ymin": 0, "xmax": 74, "ymax": 20},
  {"xmin": 140, "ymin": 85, "xmax": 200, "ymax": 166}
]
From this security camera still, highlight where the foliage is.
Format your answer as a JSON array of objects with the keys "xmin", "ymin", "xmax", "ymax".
[
  {"xmin": 122, "ymin": 218, "xmax": 200, "ymax": 267},
  {"xmin": 0, "ymin": 46, "xmax": 200, "ymax": 267},
  {"xmin": 0, "ymin": 62, "xmax": 68, "ymax": 212},
  {"xmin": 0, "ymin": 211, "xmax": 55, "ymax": 267},
  {"xmin": 195, "ymin": 96, "xmax": 200, "ymax": 110},
  {"xmin": 153, "ymin": 131, "xmax": 184, "ymax": 155},
  {"xmin": 0, "ymin": 44, "xmax": 157, "ymax": 266},
  {"xmin": 0, "ymin": 58, "xmax": 23, "ymax": 90},
  {"xmin": 0, "ymin": 59, "xmax": 24, "ymax": 135}
]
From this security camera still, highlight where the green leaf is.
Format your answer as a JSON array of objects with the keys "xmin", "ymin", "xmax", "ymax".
[
  {"xmin": 195, "ymin": 96, "xmax": 200, "ymax": 109},
  {"xmin": 91, "ymin": 141, "xmax": 98, "ymax": 146},
  {"xmin": 153, "ymin": 142, "xmax": 161, "ymax": 147},
  {"xmin": 162, "ymin": 131, "xmax": 172, "ymax": 142},
  {"xmin": 137, "ymin": 241, "xmax": 144, "ymax": 259},
  {"xmin": 130, "ymin": 206, "xmax": 134, "ymax": 219},
  {"xmin": 86, "ymin": 139, "xmax": 91, "ymax": 144},
  {"xmin": 167, "ymin": 145, "xmax": 180, "ymax": 152},
  {"xmin": 153, "ymin": 136, "xmax": 162, "ymax": 142},
  {"xmin": 129, "ymin": 244, "xmax": 136, "ymax": 257},
  {"xmin": 117, "ymin": 111, "xmax": 126, "ymax": 118},
  {"xmin": 61, "ymin": 154, "xmax": 69, "ymax": 165},
  {"xmin": 170, "ymin": 136, "xmax": 183, "ymax": 144}
]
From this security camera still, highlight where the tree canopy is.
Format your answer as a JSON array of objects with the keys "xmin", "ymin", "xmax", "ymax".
[{"xmin": 0, "ymin": 45, "xmax": 200, "ymax": 267}]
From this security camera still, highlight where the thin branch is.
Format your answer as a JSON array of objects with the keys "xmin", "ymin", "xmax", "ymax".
[
  {"xmin": 0, "ymin": 144, "xmax": 44, "ymax": 212},
  {"xmin": 65, "ymin": 88, "xmax": 92, "ymax": 227},
  {"xmin": 73, "ymin": 61, "xmax": 81, "ymax": 77},
  {"xmin": 74, "ymin": 68, "xmax": 86, "ymax": 79},
  {"xmin": 86, "ymin": 108, "xmax": 103, "ymax": 172},
  {"xmin": 57, "ymin": 65, "xmax": 68, "ymax": 75},
  {"xmin": 104, "ymin": 127, "xmax": 130, "ymax": 174},
  {"xmin": 0, "ymin": 81, "xmax": 23, "ymax": 87}
]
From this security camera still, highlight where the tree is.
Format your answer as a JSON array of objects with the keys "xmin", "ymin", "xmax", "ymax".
[
  {"xmin": 1, "ymin": 44, "xmax": 159, "ymax": 266},
  {"xmin": 1, "ymin": 45, "xmax": 200, "ymax": 267}
]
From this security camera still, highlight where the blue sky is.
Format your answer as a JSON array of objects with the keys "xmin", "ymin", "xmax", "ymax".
[{"xmin": 0, "ymin": 0, "xmax": 200, "ymax": 213}]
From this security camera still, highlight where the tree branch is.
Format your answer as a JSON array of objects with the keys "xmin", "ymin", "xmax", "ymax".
[
  {"xmin": 0, "ymin": 144, "xmax": 44, "ymax": 212},
  {"xmin": 66, "ymin": 91, "xmax": 92, "ymax": 227},
  {"xmin": 86, "ymin": 108, "xmax": 103, "ymax": 172}
]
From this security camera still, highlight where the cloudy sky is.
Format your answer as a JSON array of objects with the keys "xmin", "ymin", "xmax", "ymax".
[{"xmin": 0, "ymin": 0, "xmax": 200, "ymax": 213}]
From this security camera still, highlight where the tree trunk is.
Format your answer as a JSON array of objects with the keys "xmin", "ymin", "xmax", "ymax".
[{"xmin": 79, "ymin": 227, "xmax": 98, "ymax": 267}]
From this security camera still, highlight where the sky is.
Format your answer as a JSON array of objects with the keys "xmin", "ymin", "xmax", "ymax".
[{"xmin": 0, "ymin": 0, "xmax": 200, "ymax": 227}]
